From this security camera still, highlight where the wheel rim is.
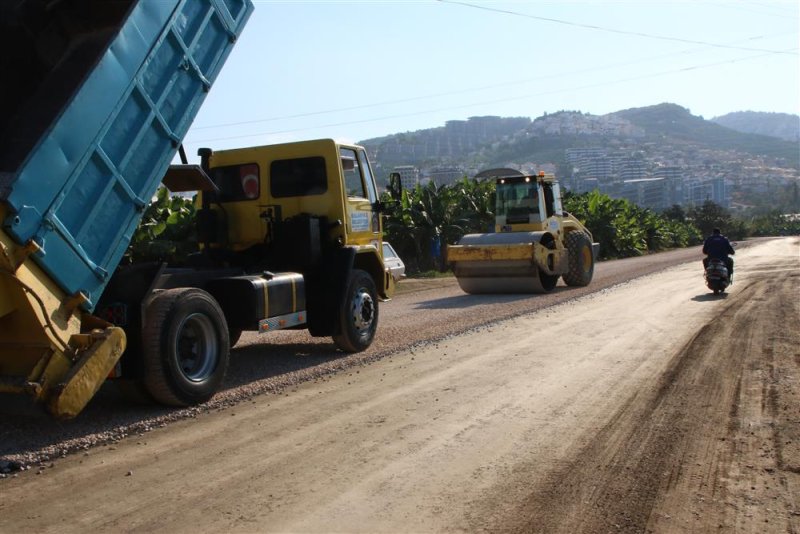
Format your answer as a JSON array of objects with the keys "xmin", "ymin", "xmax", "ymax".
[
  {"xmin": 174, "ymin": 313, "xmax": 218, "ymax": 382},
  {"xmin": 581, "ymin": 245, "xmax": 592, "ymax": 272},
  {"xmin": 350, "ymin": 286, "xmax": 375, "ymax": 335}
]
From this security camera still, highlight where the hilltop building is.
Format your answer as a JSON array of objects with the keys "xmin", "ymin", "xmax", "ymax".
[
  {"xmin": 392, "ymin": 165, "xmax": 420, "ymax": 190},
  {"xmin": 427, "ymin": 167, "xmax": 466, "ymax": 187}
]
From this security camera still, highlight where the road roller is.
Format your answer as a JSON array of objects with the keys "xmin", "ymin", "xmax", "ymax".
[{"xmin": 447, "ymin": 169, "xmax": 599, "ymax": 294}]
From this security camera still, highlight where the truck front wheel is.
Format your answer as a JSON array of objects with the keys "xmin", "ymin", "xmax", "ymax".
[
  {"xmin": 333, "ymin": 269, "xmax": 378, "ymax": 353},
  {"xmin": 141, "ymin": 288, "xmax": 230, "ymax": 406}
]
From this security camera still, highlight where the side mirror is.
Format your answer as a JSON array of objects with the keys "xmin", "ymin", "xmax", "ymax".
[{"xmin": 388, "ymin": 172, "xmax": 403, "ymax": 201}]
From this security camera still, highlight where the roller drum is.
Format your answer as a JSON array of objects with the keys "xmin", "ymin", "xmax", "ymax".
[{"xmin": 450, "ymin": 232, "xmax": 554, "ymax": 294}]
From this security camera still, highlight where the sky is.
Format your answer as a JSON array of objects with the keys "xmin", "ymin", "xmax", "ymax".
[{"xmin": 180, "ymin": 0, "xmax": 800, "ymax": 158}]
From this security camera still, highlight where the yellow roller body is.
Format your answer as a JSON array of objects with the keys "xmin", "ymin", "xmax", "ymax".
[{"xmin": 447, "ymin": 232, "xmax": 566, "ymax": 294}]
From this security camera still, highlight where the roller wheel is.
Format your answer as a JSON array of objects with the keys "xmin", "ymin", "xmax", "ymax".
[
  {"xmin": 562, "ymin": 231, "xmax": 594, "ymax": 287},
  {"xmin": 539, "ymin": 234, "xmax": 560, "ymax": 292},
  {"xmin": 142, "ymin": 288, "xmax": 230, "ymax": 406},
  {"xmin": 333, "ymin": 269, "xmax": 379, "ymax": 353}
]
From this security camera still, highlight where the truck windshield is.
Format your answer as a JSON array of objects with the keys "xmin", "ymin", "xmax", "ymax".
[{"xmin": 496, "ymin": 180, "xmax": 541, "ymax": 224}]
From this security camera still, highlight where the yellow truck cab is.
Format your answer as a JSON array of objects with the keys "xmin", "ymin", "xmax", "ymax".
[
  {"xmin": 194, "ymin": 139, "xmax": 394, "ymax": 345},
  {"xmin": 202, "ymin": 139, "xmax": 391, "ymax": 280}
]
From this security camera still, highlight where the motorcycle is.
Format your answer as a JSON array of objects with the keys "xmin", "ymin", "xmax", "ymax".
[{"xmin": 704, "ymin": 258, "xmax": 730, "ymax": 294}]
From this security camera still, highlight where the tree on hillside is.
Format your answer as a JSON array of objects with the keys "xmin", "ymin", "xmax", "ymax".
[
  {"xmin": 662, "ymin": 204, "xmax": 687, "ymax": 222},
  {"xmin": 689, "ymin": 200, "xmax": 729, "ymax": 236},
  {"xmin": 688, "ymin": 200, "xmax": 746, "ymax": 239}
]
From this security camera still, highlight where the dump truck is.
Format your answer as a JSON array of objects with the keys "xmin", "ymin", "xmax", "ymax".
[
  {"xmin": 0, "ymin": 0, "xmax": 394, "ymax": 418},
  {"xmin": 447, "ymin": 169, "xmax": 599, "ymax": 294}
]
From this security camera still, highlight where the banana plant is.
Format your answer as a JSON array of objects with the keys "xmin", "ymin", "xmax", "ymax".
[{"xmin": 125, "ymin": 187, "xmax": 198, "ymax": 264}]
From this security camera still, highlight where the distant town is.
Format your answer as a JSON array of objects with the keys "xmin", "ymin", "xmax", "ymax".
[{"xmin": 362, "ymin": 105, "xmax": 800, "ymax": 213}]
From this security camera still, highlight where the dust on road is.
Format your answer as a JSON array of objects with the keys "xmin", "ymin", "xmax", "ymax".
[{"xmin": 0, "ymin": 238, "xmax": 797, "ymax": 534}]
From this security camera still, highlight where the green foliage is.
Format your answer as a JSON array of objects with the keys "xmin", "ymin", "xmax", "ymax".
[
  {"xmin": 128, "ymin": 180, "xmax": 795, "ymax": 279},
  {"xmin": 743, "ymin": 210, "xmax": 800, "ymax": 237},
  {"xmin": 125, "ymin": 187, "xmax": 198, "ymax": 264},
  {"xmin": 687, "ymin": 200, "xmax": 748, "ymax": 240},
  {"xmin": 662, "ymin": 204, "xmax": 687, "ymax": 222},
  {"xmin": 683, "ymin": 199, "xmax": 800, "ymax": 240},
  {"xmin": 383, "ymin": 180, "xmax": 704, "ymax": 272},
  {"xmin": 562, "ymin": 191, "xmax": 701, "ymax": 259},
  {"xmin": 383, "ymin": 181, "xmax": 467, "ymax": 272}
]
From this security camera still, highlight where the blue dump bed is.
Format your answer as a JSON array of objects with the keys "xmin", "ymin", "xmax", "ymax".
[{"xmin": 0, "ymin": 0, "xmax": 253, "ymax": 311}]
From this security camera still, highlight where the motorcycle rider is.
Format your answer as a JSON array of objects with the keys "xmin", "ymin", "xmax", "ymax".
[{"xmin": 702, "ymin": 227, "xmax": 735, "ymax": 280}]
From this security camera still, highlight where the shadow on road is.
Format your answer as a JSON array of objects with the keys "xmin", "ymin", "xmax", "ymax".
[
  {"xmin": 0, "ymin": 341, "xmax": 350, "ymax": 459},
  {"xmin": 691, "ymin": 293, "xmax": 729, "ymax": 302},
  {"xmin": 415, "ymin": 288, "xmax": 568, "ymax": 310}
]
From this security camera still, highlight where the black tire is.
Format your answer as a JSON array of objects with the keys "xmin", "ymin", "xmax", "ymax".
[
  {"xmin": 229, "ymin": 329, "xmax": 242, "ymax": 348},
  {"xmin": 141, "ymin": 288, "xmax": 230, "ymax": 406},
  {"xmin": 333, "ymin": 269, "xmax": 378, "ymax": 353},
  {"xmin": 562, "ymin": 231, "xmax": 594, "ymax": 287},
  {"xmin": 113, "ymin": 379, "xmax": 154, "ymax": 404}
]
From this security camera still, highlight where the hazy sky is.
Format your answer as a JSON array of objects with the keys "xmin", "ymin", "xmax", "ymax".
[{"xmin": 181, "ymin": 0, "xmax": 799, "ymax": 156}]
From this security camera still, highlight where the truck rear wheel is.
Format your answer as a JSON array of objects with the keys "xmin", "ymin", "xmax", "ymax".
[
  {"xmin": 141, "ymin": 288, "xmax": 230, "ymax": 406},
  {"xmin": 562, "ymin": 231, "xmax": 594, "ymax": 287},
  {"xmin": 229, "ymin": 329, "xmax": 243, "ymax": 348},
  {"xmin": 333, "ymin": 269, "xmax": 378, "ymax": 353}
]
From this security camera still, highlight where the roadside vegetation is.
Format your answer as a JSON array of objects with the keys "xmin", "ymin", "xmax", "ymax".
[
  {"xmin": 126, "ymin": 181, "xmax": 800, "ymax": 273},
  {"xmin": 381, "ymin": 179, "xmax": 800, "ymax": 275}
]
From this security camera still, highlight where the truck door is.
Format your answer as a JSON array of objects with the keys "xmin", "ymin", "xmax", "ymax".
[{"xmin": 340, "ymin": 147, "xmax": 379, "ymax": 247}]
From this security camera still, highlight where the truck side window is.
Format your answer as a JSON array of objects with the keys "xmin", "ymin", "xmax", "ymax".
[
  {"xmin": 270, "ymin": 156, "xmax": 327, "ymax": 198},
  {"xmin": 340, "ymin": 147, "xmax": 367, "ymax": 198},
  {"xmin": 209, "ymin": 163, "xmax": 260, "ymax": 202}
]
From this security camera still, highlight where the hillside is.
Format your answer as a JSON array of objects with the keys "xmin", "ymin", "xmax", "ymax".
[
  {"xmin": 712, "ymin": 111, "xmax": 799, "ymax": 142},
  {"xmin": 360, "ymin": 103, "xmax": 800, "ymax": 173},
  {"xmin": 361, "ymin": 116, "xmax": 531, "ymax": 169},
  {"xmin": 614, "ymin": 104, "xmax": 799, "ymax": 163}
]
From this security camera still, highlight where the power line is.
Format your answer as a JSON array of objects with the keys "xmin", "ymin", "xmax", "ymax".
[
  {"xmin": 436, "ymin": 0, "xmax": 797, "ymax": 55},
  {"xmin": 191, "ymin": 30, "xmax": 797, "ymax": 131},
  {"xmin": 184, "ymin": 47, "xmax": 796, "ymax": 145},
  {"xmin": 700, "ymin": 1, "xmax": 798, "ymax": 19}
]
